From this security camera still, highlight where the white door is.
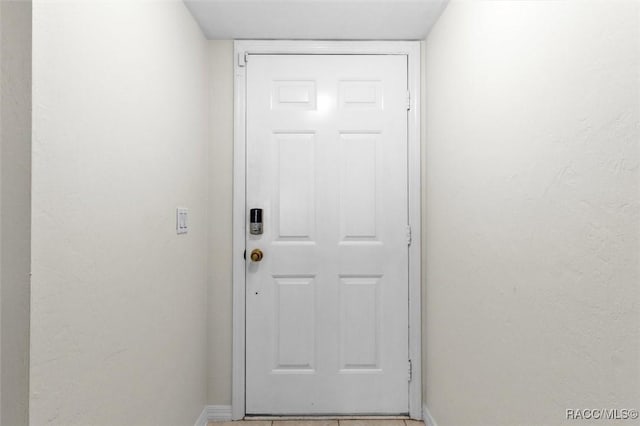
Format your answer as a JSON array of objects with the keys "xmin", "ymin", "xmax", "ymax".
[{"xmin": 245, "ymin": 54, "xmax": 409, "ymax": 415}]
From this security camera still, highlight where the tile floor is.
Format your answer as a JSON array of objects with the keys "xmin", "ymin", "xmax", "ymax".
[{"xmin": 209, "ymin": 420, "xmax": 424, "ymax": 426}]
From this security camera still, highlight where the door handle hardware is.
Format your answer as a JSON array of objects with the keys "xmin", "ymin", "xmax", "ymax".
[
  {"xmin": 250, "ymin": 248, "xmax": 264, "ymax": 262},
  {"xmin": 250, "ymin": 208, "xmax": 263, "ymax": 235}
]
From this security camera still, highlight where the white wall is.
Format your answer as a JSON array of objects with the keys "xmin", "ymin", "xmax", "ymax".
[
  {"xmin": 198, "ymin": 5, "xmax": 640, "ymax": 416},
  {"xmin": 423, "ymin": 1, "xmax": 639, "ymax": 425},
  {"xmin": 0, "ymin": 1, "xmax": 32, "ymax": 425},
  {"xmin": 31, "ymin": 2, "xmax": 209, "ymax": 425},
  {"xmin": 207, "ymin": 40, "xmax": 234, "ymax": 406}
]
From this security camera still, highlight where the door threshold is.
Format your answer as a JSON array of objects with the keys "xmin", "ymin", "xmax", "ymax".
[{"xmin": 245, "ymin": 415, "xmax": 411, "ymax": 421}]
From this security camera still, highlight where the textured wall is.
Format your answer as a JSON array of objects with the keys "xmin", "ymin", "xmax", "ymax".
[
  {"xmin": 423, "ymin": 1, "xmax": 639, "ymax": 425},
  {"xmin": 0, "ymin": 1, "xmax": 32, "ymax": 425},
  {"xmin": 31, "ymin": 2, "xmax": 209, "ymax": 424},
  {"xmin": 207, "ymin": 39, "xmax": 234, "ymax": 406}
]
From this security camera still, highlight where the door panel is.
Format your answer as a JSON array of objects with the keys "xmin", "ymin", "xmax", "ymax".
[
  {"xmin": 339, "ymin": 133, "xmax": 380, "ymax": 240},
  {"xmin": 246, "ymin": 54, "xmax": 408, "ymax": 415},
  {"xmin": 339, "ymin": 276, "xmax": 381, "ymax": 370},
  {"xmin": 274, "ymin": 276, "xmax": 316, "ymax": 371},
  {"xmin": 275, "ymin": 133, "xmax": 315, "ymax": 240}
]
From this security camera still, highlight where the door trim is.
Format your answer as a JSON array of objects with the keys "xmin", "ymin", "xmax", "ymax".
[{"xmin": 232, "ymin": 40, "xmax": 422, "ymax": 420}]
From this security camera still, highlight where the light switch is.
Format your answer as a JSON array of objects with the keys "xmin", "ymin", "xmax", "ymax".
[{"xmin": 176, "ymin": 208, "xmax": 188, "ymax": 234}]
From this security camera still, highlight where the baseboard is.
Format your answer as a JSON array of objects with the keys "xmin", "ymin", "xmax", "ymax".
[
  {"xmin": 209, "ymin": 405, "xmax": 233, "ymax": 421},
  {"xmin": 195, "ymin": 405, "xmax": 233, "ymax": 426},
  {"xmin": 195, "ymin": 407, "xmax": 209, "ymax": 426},
  {"xmin": 422, "ymin": 404, "xmax": 438, "ymax": 426}
]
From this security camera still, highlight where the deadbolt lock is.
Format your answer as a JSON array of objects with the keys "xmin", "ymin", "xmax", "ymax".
[{"xmin": 250, "ymin": 248, "xmax": 264, "ymax": 262}]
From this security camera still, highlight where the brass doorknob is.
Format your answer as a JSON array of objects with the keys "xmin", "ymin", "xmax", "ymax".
[{"xmin": 250, "ymin": 248, "xmax": 264, "ymax": 262}]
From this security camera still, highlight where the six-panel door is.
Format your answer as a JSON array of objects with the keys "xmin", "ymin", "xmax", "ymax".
[{"xmin": 246, "ymin": 54, "xmax": 409, "ymax": 415}]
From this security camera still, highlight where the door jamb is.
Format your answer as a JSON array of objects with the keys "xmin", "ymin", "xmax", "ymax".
[{"xmin": 232, "ymin": 40, "xmax": 422, "ymax": 420}]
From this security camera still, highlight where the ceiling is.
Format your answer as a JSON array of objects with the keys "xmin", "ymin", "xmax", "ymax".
[{"xmin": 183, "ymin": 0, "xmax": 449, "ymax": 40}]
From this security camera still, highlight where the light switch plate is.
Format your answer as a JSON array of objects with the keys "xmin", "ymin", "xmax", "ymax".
[{"xmin": 176, "ymin": 208, "xmax": 188, "ymax": 234}]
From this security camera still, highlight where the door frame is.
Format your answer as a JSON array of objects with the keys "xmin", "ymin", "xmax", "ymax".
[{"xmin": 232, "ymin": 40, "xmax": 422, "ymax": 420}]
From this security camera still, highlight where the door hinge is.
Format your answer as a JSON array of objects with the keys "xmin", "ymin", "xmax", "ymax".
[
  {"xmin": 406, "ymin": 90, "xmax": 411, "ymax": 111},
  {"xmin": 238, "ymin": 52, "xmax": 248, "ymax": 67},
  {"xmin": 406, "ymin": 225, "xmax": 412, "ymax": 246},
  {"xmin": 408, "ymin": 359, "xmax": 413, "ymax": 382}
]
